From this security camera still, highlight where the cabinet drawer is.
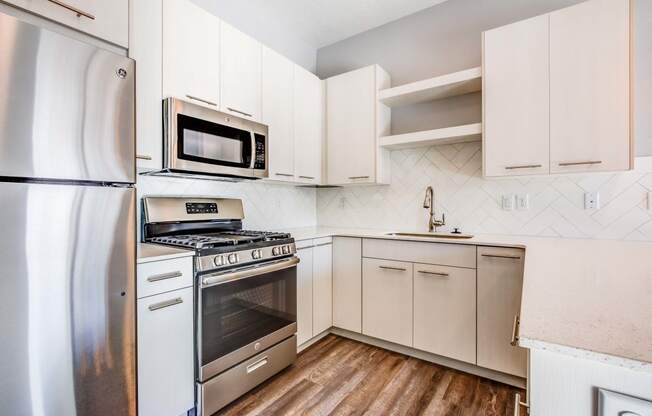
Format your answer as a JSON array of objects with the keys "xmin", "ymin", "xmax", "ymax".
[
  {"xmin": 413, "ymin": 263, "xmax": 476, "ymax": 364},
  {"xmin": 362, "ymin": 258, "xmax": 413, "ymax": 347},
  {"xmin": 363, "ymin": 238, "xmax": 476, "ymax": 269},
  {"xmin": 6, "ymin": 0, "xmax": 129, "ymax": 47},
  {"xmin": 137, "ymin": 256, "xmax": 193, "ymax": 299},
  {"xmin": 137, "ymin": 287, "xmax": 194, "ymax": 416}
]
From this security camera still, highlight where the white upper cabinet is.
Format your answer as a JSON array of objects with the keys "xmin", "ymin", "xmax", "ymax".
[
  {"xmin": 294, "ymin": 66, "xmax": 324, "ymax": 185},
  {"xmin": 220, "ymin": 21, "xmax": 262, "ymax": 121},
  {"xmin": 549, "ymin": 0, "xmax": 631, "ymax": 173},
  {"xmin": 263, "ymin": 46, "xmax": 295, "ymax": 181},
  {"xmin": 483, "ymin": 14, "xmax": 550, "ymax": 177},
  {"xmin": 326, "ymin": 65, "xmax": 391, "ymax": 185},
  {"xmin": 162, "ymin": 0, "xmax": 220, "ymax": 109},
  {"xmin": 6, "ymin": 0, "xmax": 129, "ymax": 47}
]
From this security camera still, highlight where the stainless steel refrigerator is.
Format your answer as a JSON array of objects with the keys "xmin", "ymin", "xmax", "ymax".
[{"xmin": 0, "ymin": 12, "xmax": 136, "ymax": 416}]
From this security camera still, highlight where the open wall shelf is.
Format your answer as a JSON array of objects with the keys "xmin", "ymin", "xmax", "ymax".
[
  {"xmin": 378, "ymin": 67, "xmax": 482, "ymax": 108},
  {"xmin": 379, "ymin": 123, "xmax": 482, "ymax": 150}
]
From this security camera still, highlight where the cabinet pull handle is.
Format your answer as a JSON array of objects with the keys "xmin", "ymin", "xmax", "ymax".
[
  {"xmin": 313, "ymin": 243, "xmax": 332, "ymax": 248},
  {"xmin": 186, "ymin": 94, "xmax": 217, "ymax": 107},
  {"xmin": 246, "ymin": 356, "xmax": 269, "ymax": 374},
  {"xmin": 226, "ymin": 107, "xmax": 253, "ymax": 117},
  {"xmin": 510, "ymin": 315, "xmax": 520, "ymax": 346},
  {"xmin": 348, "ymin": 176, "xmax": 370, "ymax": 180},
  {"xmin": 558, "ymin": 160, "xmax": 602, "ymax": 167},
  {"xmin": 299, "ymin": 175, "xmax": 315, "ymax": 180},
  {"xmin": 148, "ymin": 297, "xmax": 183, "ymax": 311},
  {"xmin": 417, "ymin": 270, "xmax": 449, "ymax": 277},
  {"xmin": 275, "ymin": 173, "xmax": 294, "ymax": 177},
  {"xmin": 147, "ymin": 271, "xmax": 183, "ymax": 282},
  {"xmin": 47, "ymin": 0, "xmax": 95, "ymax": 19},
  {"xmin": 505, "ymin": 164, "xmax": 542, "ymax": 170},
  {"xmin": 379, "ymin": 265, "xmax": 407, "ymax": 272},
  {"xmin": 136, "ymin": 154, "xmax": 153, "ymax": 161},
  {"xmin": 481, "ymin": 254, "xmax": 522, "ymax": 260}
]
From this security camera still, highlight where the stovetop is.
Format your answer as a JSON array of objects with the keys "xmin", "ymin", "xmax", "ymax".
[{"xmin": 147, "ymin": 230, "xmax": 292, "ymax": 250}]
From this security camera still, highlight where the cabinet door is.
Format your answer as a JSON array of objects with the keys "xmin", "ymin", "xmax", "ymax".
[
  {"xmin": 326, "ymin": 66, "xmax": 377, "ymax": 185},
  {"xmin": 413, "ymin": 263, "xmax": 476, "ymax": 364},
  {"xmin": 5, "ymin": 0, "xmax": 129, "ymax": 47},
  {"xmin": 332, "ymin": 237, "xmax": 362, "ymax": 333},
  {"xmin": 130, "ymin": 0, "xmax": 163, "ymax": 170},
  {"xmin": 362, "ymin": 258, "xmax": 413, "ymax": 347},
  {"xmin": 312, "ymin": 242, "xmax": 332, "ymax": 335},
  {"xmin": 220, "ymin": 21, "xmax": 262, "ymax": 121},
  {"xmin": 138, "ymin": 287, "xmax": 194, "ymax": 416},
  {"xmin": 294, "ymin": 66, "xmax": 323, "ymax": 184},
  {"xmin": 550, "ymin": 0, "xmax": 631, "ymax": 173},
  {"xmin": 296, "ymin": 246, "xmax": 313, "ymax": 346},
  {"xmin": 263, "ymin": 47, "xmax": 295, "ymax": 181},
  {"xmin": 163, "ymin": 0, "xmax": 220, "ymax": 109},
  {"xmin": 483, "ymin": 14, "xmax": 550, "ymax": 177},
  {"xmin": 477, "ymin": 246, "xmax": 527, "ymax": 377}
]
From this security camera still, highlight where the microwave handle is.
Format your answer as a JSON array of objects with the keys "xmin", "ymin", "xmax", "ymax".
[{"xmin": 250, "ymin": 131, "xmax": 256, "ymax": 169}]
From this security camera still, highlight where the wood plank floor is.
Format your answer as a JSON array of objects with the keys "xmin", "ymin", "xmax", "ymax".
[{"xmin": 217, "ymin": 335, "xmax": 523, "ymax": 416}]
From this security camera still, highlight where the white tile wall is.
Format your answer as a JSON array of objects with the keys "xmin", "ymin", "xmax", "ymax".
[
  {"xmin": 137, "ymin": 175, "xmax": 317, "ymax": 231},
  {"xmin": 317, "ymin": 142, "xmax": 652, "ymax": 241}
]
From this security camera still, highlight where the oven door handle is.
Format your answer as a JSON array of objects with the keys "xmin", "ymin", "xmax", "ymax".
[{"xmin": 201, "ymin": 256, "xmax": 300, "ymax": 288}]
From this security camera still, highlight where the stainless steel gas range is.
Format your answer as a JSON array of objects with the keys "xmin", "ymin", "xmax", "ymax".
[{"xmin": 142, "ymin": 197, "xmax": 298, "ymax": 415}]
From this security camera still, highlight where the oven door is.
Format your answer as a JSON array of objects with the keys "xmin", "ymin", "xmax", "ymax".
[
  {"xmin": 197, "ymin": 257, "xmax": 298, "ymax": 382},
  {"xmin": 164, "ymin": 98, "xmax": 267, "ymax": 178}
]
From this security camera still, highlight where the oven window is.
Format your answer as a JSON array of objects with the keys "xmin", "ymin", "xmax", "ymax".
[
  {"xmin": 201, "ymin": 265, "xmax": 297, "ymax": 366},
  {"xmin": 177, "ymin": 114, "xmax": 252, "ymax": 168}
]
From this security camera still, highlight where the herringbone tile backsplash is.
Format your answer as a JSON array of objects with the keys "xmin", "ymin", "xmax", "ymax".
[{"xmin": 318, "ymin": 142, "xmax": 652, "ymax": 241}]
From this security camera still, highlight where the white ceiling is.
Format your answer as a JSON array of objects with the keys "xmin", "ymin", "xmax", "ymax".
[{"xmin": 217, "ymin": 0, "xmax": 450, "ymax": 49}]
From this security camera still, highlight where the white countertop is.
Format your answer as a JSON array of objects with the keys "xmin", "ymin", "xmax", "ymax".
[
  {"xmin": 137, "ymin": 243, "xmax": 194, "ymax": 264},
  {"xmin": 281, "ymin": 226, "xmax": 652, "ymax": 367}
]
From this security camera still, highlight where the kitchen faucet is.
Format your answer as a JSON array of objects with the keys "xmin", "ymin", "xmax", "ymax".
[{"xmin": 423, "ymin": 186, "xmax": 445, "ymax": 232}]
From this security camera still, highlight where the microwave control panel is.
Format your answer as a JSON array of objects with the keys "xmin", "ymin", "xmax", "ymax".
[{"xmin": 254, "ymin": 133, "xmax": 266, "ymax": 169}]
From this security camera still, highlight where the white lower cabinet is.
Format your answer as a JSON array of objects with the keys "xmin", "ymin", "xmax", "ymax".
[
  {"xmin": 332, "ymin": 237, "xmax": 362, "ymax": 333},
  {"xmin": 362, "ymin": 258, "xmax": 413, "ymax": 347},
  {"xmin": 413, "ymin": 263, "xmax": 476, "ymax": 364},
  {"xmin": 137, "ymin": 286, "xmax": 194, "ymax": 416},
  {"xmin": 477, "ymin": 246, "xmax": 527, "ymax": 377},
  {"xmin": 296, "ymin": 245, "xmax": 314, "ymax": 346},
  {"xmin": 296, "ymin": 238, "xmax": 333, "ymax": 347}
]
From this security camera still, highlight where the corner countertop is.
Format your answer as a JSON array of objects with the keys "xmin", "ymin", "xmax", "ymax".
[
  {"xmin": 137, "ymin": 243, "xmax": 194, "ymax": 264},
  {"xmin": 281, "ymin": 226, "xmax": 652, "ymax": 369}
]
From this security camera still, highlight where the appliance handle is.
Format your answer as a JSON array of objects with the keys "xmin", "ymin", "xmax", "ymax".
[
  {"xmin": 250, "ymin": 131, "xmax": 256, "ymax": 169},
  {"xmin": 201, "ymin": 257, "xmax": 300, "ymax": 288}
]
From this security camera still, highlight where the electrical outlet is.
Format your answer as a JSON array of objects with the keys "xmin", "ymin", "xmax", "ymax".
[
  {"xmin": 584, "ymin": 191, "xmax": 600, "ymax": 210},
  {"xmin": 502, "ymin": 195, "xmax": 516, "ymax": 211},
  {"xmin": 517, "ymin": 194, "xmax": 530, "ymax": 210}
]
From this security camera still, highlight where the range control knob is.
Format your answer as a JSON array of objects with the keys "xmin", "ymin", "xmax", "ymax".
[
  {"xmin": 252, "ymin": 249, "xmax": 262, "ymax": 259},
  {"xmin": 213, "ymin": 255, "xmax": 224, "ymax": 267},
  {"xmin": 227, "ymin": 253, "xmax": 238, "ymax": 264},
  {"xmin": 282, "ymin": 245, "xmax": 290, "ymax": 255},
  {"xmin": 272, "ymin": 247, "xmax": 281, "ymax": 256}
]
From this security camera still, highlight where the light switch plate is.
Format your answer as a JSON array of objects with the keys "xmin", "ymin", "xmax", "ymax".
[
  {"xmin": 599, "ymin": 389, "xmax": 652, "ymax": 416},
  {"xmin": 517, "ymin": 194, "xmax": 530, "ymax": 210},
  {"xmin": 502, "ymin": 195, "xmax": 515, "ymax": 211},
  {"xmin": 584, "ymin": 191, "xmax": 600, "ymax": 210}
]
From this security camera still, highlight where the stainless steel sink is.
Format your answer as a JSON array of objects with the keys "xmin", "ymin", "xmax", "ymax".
[{"xmin": 385, "ymin": 232, "xmax": 474, "ymax": 239}]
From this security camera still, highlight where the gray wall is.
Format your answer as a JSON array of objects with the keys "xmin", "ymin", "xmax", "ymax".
[
  {"xmin": 317, "ymin": 0, "xmax": 652, "ymax": 156},
  {"xmin": 191, "ymin": 0, "xmax": 317, "ymax": 71}
]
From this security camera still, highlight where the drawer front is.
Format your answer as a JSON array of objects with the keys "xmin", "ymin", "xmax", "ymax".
[
  {"xmin": 137, "ymin": 256, "xmax": 193, "ymax": 299},
  {"xmin": 363, "ymin": 238, "xmax": 476, "ymax": 269},
  {"xmin": 199, "ymin": 335, "xmax": 297, "ymax": 415},
  {"xmin": 362, "ymin": 258, "xmax": 413, "ymax": 347},
  {"xmin": 413, "ymin": 263, "xmax": 476, "ymax": 364},
  {"xmin": 137, "ymin": 287, "xmax": 194, "ymax": 416},
  {"xmin": 6, "ymin": 0, "xmax": 129, "ymax": 47}
]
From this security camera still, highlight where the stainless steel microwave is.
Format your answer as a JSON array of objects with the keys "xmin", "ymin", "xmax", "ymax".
[{"xmin": 163, "ymin": 98, "xmax": 268, "ymax": 180}]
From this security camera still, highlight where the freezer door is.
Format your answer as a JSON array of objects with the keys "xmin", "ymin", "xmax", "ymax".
[
  {"xmin": 0, "ymin": 182, "xmax": 136, "ymax": 416},
  {"xmin": 0, "ymin": 12, "xmax": 135, "ymax": 183}
]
